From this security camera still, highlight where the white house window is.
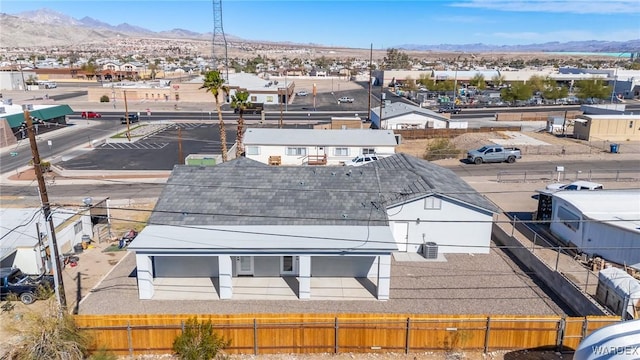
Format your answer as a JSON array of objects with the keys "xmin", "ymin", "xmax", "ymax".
[
  {"xmin": 246, "ymin": 146, "xmax": 260, "ymax": 155},
  {"xmin": 362, "ymin": 148, "xmax": 376, "ymax": 155},
  {"xmin": 334, "ymin": 148, "xmax": 349, "ymax": 156},
  {"xmin": 424, "ymin": 197, "xmax": 442, "ymax": 210},
  {"xmin": 251, "ymin": 96, "xmax": 257, "ymax": 102},
  {"xmin": 286, "ymin": 147, "xmax": 307, "ymax": 156},
  {"xmin": 74, "ymin": 221, "xmax": 82, "ymax": 234},
  {"xmin": 557, "ymin": 206, "xmax": 580, "ymax": 231}
]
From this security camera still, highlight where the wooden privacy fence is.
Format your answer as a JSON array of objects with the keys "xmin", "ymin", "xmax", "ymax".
[{"xmin": 74, "ymin": 314, "xmax": 619, "ymax": 356}]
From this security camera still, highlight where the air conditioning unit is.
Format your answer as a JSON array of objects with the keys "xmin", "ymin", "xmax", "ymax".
[
  {"xmin": 0, "ymin": 106, "xmax": 5, "ymax": 114},
  {"xmin": 22, "ymin": 104, "xmax": 34, "ymax": 111},
  {"xmin": 422, "ymin": 242, "xmax": 438, "ymax": 259}
]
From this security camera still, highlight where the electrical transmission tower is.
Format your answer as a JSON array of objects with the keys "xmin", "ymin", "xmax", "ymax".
[{"xmin": 212, "ymin": 0, "xmax": 229, "ymax": 82}]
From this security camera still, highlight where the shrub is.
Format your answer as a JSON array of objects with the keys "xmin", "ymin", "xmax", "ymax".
[
  {"xmin": 6, "ymin": 301, "xmax": 92, "ymax": 360},
  {"xmin": 173, "ymin": 317, "xmax": 230, "ymax": 360},
  {"xmin": 100, "ymin": 95, "xmax": 110, "ymax": 103},
  {"xmin": 424, "ymin": 138, "xmax": 461, "ymax": 161}
]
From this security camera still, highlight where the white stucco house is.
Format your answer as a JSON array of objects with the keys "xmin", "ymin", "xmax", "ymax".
[
  {"xmin": 243, "ymin": 128, "xmax": 398, "ymax": 165},
  {"xmin": 549, "ymin": 190, "xmax": 640, "ymax": 266},
  {"xmin": 0, "ymin": 208, "xmax": 93, "ymax": 275},
  {"xmin": 370, "ymin": 102, "xmax": 468, "ymax": 130},
  {"xmin": 128, "ymin": 154, "xmax": 497, "ymax": 301}
]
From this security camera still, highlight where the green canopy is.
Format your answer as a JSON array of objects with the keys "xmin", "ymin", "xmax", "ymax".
[{"xmin": 4, "ymin": 105, "xmax": 74, "ymax": 128}]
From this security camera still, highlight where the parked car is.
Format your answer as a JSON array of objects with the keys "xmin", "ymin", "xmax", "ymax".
[
  {"xmin": 120, "ymin": 114, "xmax": 139, "ymax": 124},
  {"xmin": 338, "ymin": 96, "xmax": 354, "ymax": 103},
  {"xmin": 438, "ymin": 106, "xmax": 461, "ymax": 114},
  {"xmin": 81, "ymin": 111, "xmax": 102, "ymax": 119},
  {"xmin": 345, "ymin": 154, "xmax": 379, "ymax": 167},
  {"xmin": 1, "ymin": 267, "xmax": 54, "ymax": 305},
  {"xmin": 296, "ymin": 90, "xmax": 308, "ymax": 96},
  {"xmin": 545, "ymin": 181, "xmax": 604, "ymax": 191},
  {"xmin": 467, "ymin": 145, "xmax": 522, "ymax": 164}
]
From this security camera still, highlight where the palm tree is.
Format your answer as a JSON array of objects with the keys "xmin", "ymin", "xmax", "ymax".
[
  {"xmin": 200, "ymin": 71, "xmax": 229, "ymax": 161},
  {"xmin": 230, "ymin": 90, "xmax": 251, "ymax": 158}
]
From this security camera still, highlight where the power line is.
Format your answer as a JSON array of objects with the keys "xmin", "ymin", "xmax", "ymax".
[{"xmin": 52, "ymin": 207, "xmax": 640, "ymax": 251}]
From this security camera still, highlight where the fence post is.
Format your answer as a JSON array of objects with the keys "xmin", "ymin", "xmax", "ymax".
[
  {"xmin": 405, "ymin": 317, "xmax": 411, "ymax": 354},
  {"xmin": 585, "ymin": 270, "xmax": 590, "ymax": 292},
  {"xmin": 511, "ymin": 216, "xmax": 517, "ymax": 237},
  {"xmin": 531, "ymin": 233, "xmax": 537, "ymax": 252},
  {"xmin": 555, "ymin": 246, "xmax": 561, "ymax": 271},
  {"xmin": 127, "ymin": 321, "xmax": 133, "ymax": 358},
  {"xmin": 334, "ymin": 317, "xmax": 339, "ymax": 354},
  {"xmin": 556, "ymin": 317, "xmax": 566, "ymax": 352},
  {"xmin": 253, "ymin": 319, "xmax": 258, "ymax": 355},
  {"xmin": 581, "ymin": 317, "xmax": 589, "ymax": 340},
  {"xmin": 483, "ymin": 317, "xmax": 491, "ymax": 354}
]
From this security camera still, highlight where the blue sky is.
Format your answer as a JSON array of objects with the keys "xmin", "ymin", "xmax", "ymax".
[{"xmin": 2, "ymin": 0, "xmax": 639, "ymax": 48}]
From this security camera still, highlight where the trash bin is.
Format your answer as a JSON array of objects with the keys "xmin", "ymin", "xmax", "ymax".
[
  {"xmin": 73, "ymin": 243, "xmax": 84, "ymax": 254},
  {"xmin": 610, "ymin": 143, "xmax": 619, "ymax": 153}
]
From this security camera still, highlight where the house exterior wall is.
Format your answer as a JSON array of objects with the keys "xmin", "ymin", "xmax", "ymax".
[
  {"xmin": 0, "ymin": 71, "xmax": 36, "ymax": 91},
  {"xmin": 154, "ymin": 256, "xmax": 219, "ymax": 277},
  {"xmin": 12, "ymin": 248, "xmax": 43, "ymax": 275},
  {"xmin": 53, "ymin": 218, "xmax": 91, "ymax": 253},
  {"xmin": 574, "ymin": 116, "xmax": 640, "ymax": 141},
  {"xmin": 251, "ymin": 256, "xmax": 281, "ymax": 276},
  {"xmin": 311, "ymin": 256, "xmax": 376, "ymax": 277},
  {"xmin": 387, "ymin": 196, "xmax": 493, "ymax": 254},
  {"xmin": 383, "ymin": 114, "xmax": 447, "ymax": 130},
  {"xmin": 245, "ymin": 144, "xmax": 396, "ymax": 166}
]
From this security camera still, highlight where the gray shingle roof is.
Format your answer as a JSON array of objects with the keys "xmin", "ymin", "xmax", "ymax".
[{"xmin": 149, "ymin": 154, "xmax": 497, "ymax": 227}]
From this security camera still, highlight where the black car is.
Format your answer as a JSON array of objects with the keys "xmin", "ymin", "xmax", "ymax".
[
  {"xmin": 438, "ymin": 106, "xmax": 461, "ymax": 114},
  {"xmin": 120, "ymin": 114, "xmax": 139, "ymax": 124}
]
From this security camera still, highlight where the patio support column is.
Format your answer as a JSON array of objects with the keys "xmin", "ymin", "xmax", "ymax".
[
  {"xmin": 377, "ymin": 254, "xmax": 391, "ymax": 300},
  {"xmin": 218, "ymin": 255, "xmax": 233, "ymax": 299},
  {"xmin": 298, "ymin": 255, "xmax": 311, "ymax": 299},
  {"xmin": 136, "ymin": 254, "xmax": 154, "ymax": 299}
]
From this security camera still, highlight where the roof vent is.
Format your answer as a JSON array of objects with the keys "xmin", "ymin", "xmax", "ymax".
[
  {"xmin": 299, "ymin": 181, "xmax": 305, "ymax": 185},
  {"xmin": 342, "ymin": 214, "xmax": 348, "ymax": 218}
]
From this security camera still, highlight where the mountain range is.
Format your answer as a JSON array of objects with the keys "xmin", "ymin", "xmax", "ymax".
[{"xmin": 2, "ymin": 8, "xmax": 639, "ymax": 53}]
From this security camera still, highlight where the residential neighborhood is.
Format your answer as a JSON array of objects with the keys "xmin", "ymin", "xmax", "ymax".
[{"xmin": 1, "ymin": 3, "xmax": 640, "ymax": 359}]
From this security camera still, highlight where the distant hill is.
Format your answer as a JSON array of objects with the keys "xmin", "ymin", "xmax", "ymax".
[
  {"xmin": 2, "ymin": 7, "xmax": 638, "ymax": 53},
  {"xmin": 396, "ymin": 40, "xmax": 640, "ymax": 53}
]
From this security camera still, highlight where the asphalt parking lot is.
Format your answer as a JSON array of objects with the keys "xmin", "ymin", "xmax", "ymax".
[{"xmin": 57, "ymin": 122, "xmax": 314, "ymax": 171}]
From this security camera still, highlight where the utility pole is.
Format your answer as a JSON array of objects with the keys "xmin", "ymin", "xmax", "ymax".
[
  {"xmin": 178, "ymin": 127, "xmax": 184, "ymax": 164},
  {"xmin": 24, "ymin": 110, "xmax": 67, "ymax": 311},
  {"xmin": 124, "ymin": 90, "xmax": 131, "ymax": 141},
  {"xmin": 279, "ymin": 88, "xmax": 284, "ymax": 128},
  {"xmin": 367, "ymin": 43, "xmax": 373, "ymax": 122},
  {"xmin": 35, "ymin": 222, "xmax": 46, "ymax": 272}
]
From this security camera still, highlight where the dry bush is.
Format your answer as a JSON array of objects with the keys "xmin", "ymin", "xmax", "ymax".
[
  {"xmin": 424, "ymin": 138, "xmax": 462, "ymax": 161},
  {"xmin": 2, "ymin": 300, "xmax": 91, "ymax": 360}
]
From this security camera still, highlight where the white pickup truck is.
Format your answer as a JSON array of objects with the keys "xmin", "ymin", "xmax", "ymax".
[{"xmin": 467, "ymin": 145, "xmax": 522, "ymax": 164}]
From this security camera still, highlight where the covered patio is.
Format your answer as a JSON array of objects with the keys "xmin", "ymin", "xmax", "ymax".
[{"xmin": 151, "ymin": 276, "xmax": 377, "ymax": 301}]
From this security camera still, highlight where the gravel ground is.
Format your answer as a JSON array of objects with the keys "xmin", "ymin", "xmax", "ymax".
[{"xmin": 77, "ymin": 244, "xmax": 567, "ymax": 315}]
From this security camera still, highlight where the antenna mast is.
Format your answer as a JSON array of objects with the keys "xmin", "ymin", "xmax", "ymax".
[{"xmin": 212, "ymin": 0, "xmax": 229, "ymax": 83}]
